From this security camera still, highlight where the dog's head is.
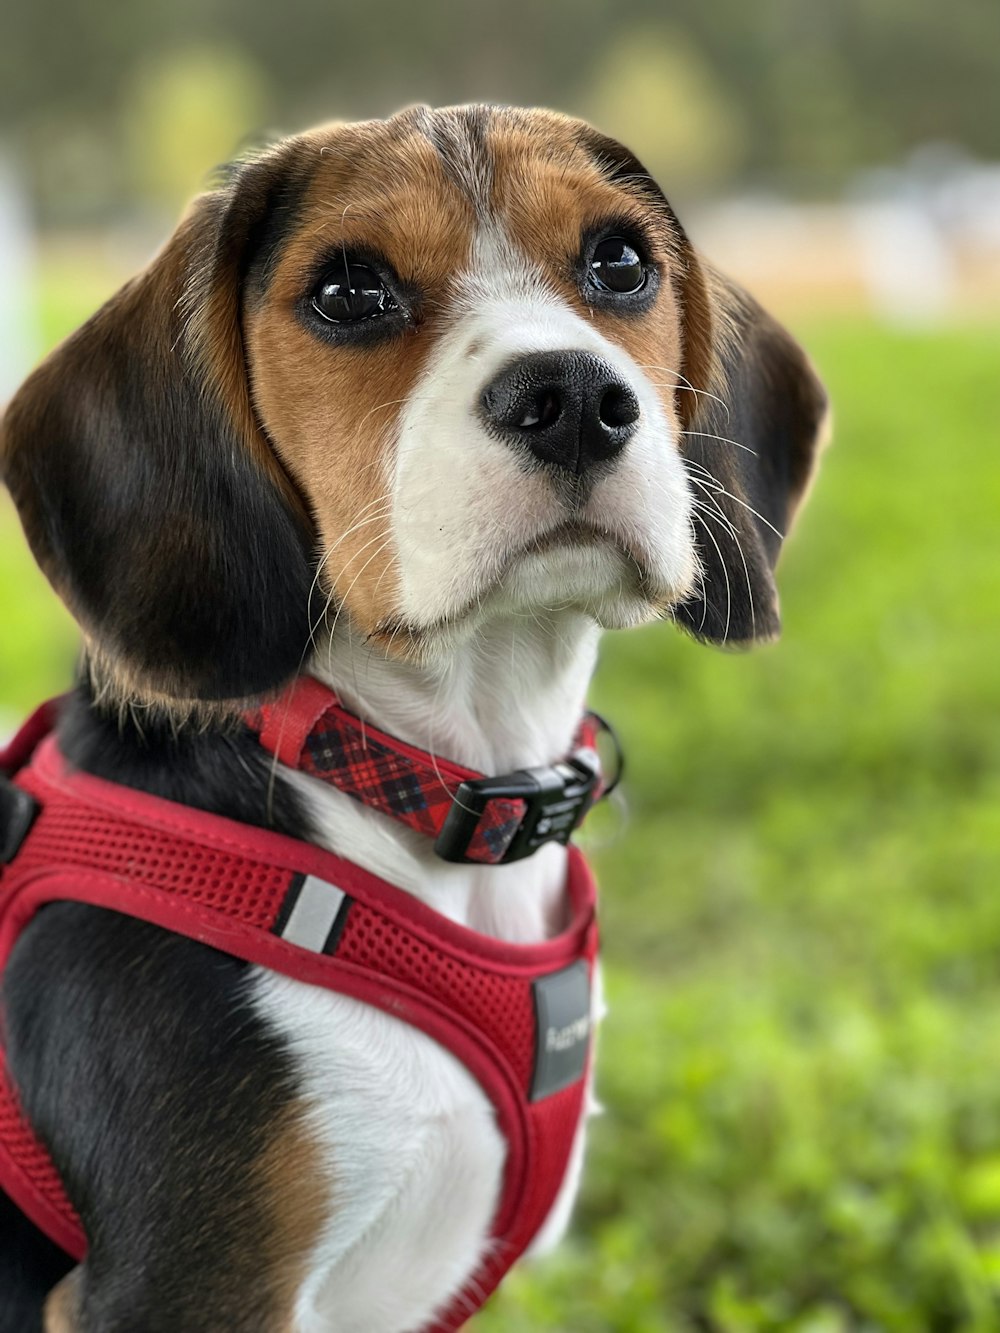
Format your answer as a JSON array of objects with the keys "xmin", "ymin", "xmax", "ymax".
[{"xmin": 1, "ymin": 105, "xmax": 827, "ymax": 707}]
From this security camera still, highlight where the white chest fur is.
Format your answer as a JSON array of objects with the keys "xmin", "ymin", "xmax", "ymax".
[
  {"xmin": 251, "ymin": 970, "xmax": 508, "ymax": 1333},
  {"xmin": 250, "ymin": 621, "xmax": 602, "ymax": 1332}
]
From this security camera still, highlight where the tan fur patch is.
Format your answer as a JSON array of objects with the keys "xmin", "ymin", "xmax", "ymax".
[
  {"xmin": 252, "ymin": 1097, "xmax": 332, "ymax": 1328},
  {"xmin": 245, "ymin": 121, "xmax": 480, "ymax": 640},
  {"xmin": 238, "ymin": 1098, "xmax": 329, "ymax": 1327},
  {"xmin": 43, "ymin": 1268, "xmax": 82, "ymax": 1333}
]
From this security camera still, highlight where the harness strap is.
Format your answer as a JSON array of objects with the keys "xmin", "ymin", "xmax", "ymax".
[{"xmin": 0, "ymin": 710, "xmax": 599, "ymax": 1330}]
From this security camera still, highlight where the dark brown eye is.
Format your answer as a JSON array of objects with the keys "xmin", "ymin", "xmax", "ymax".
[
  {"xmin": 312, "ymin": 260, "xmax": 396, "ymax": 322},
  {"xmin": 588, "ymin": 236, "xmax": 646, "ymax": 295}
]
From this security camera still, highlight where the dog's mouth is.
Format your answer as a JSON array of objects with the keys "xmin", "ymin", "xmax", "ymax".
[
  {"xmin": 369, "ymin": 519, "xmax": 677, "ymax": 656},
  {"xmin": 518, "ymin": 519, "xmax": 612, "ymax": 559}
]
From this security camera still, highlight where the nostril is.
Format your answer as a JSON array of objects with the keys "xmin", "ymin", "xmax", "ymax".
[
  {"xmin": 599, "ymin": 385, "xmax": 640, "ymax": 430},
  {"xmin": 602, "ymin": 383, "xmax": 642, "ymax": 429},
  {"xmin": 518, "ymin": 389, "xmax": 561, "ymax": 431}
]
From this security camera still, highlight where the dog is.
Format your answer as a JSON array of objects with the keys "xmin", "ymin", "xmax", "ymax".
[{"xmin": 0, "ymin": 104, "xmax": 827, "ymax": 1333}]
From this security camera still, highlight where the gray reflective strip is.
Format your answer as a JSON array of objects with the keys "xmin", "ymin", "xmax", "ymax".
[{"xmin": 279, "ymin": 875, "xmax": 346, "ymax": 952}]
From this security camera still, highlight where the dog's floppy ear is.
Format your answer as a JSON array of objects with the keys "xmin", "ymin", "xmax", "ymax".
[
  {"xmin": 671, "ymin": 273, "xmax": 829, "ymax": 645},
  {"xmin": 581, "ymin": 129, "xmax": 829, "ymax": 645},
  {"xmin": 1, "ymin": 143, "xmax": 319, "ymax": 704}
]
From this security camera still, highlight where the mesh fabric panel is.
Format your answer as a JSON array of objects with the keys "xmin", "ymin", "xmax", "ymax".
[
  {"xmin": 12, "ymin": 793, "xmax": 289, "ymax": 927},
  {"xmin": 0, "ymin": 1064, "xmax": 82, "ymax": 1236},
  {"xmin": 527, "ymin": 1081, "xmax": 588, "ymax": 1216},
  {"xmin": 337, "ymin": 903, "xmax": 538, "ymax": 1091}
]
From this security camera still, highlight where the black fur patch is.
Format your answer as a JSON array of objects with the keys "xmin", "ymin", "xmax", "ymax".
[
  {"xmin": 56, "ymin": 679, "xmax": 312, "ymax": 832},
  {"xmin": 240, "ymin": 150, "xmax": 317, "ymax": 302},
  {"xmin": 0, "ymin": 1188, "xmax": 73, "ymax": 1333},
  {"xmin": 4, "ymin": 909, "xmax": 301, "ymax": 1332},
  {"xmin": 6, "ymin": 335, "xmax": 315, "ymax": 699},
  {"xmin": 0, "ymin": 688, "xmax": 316, "ymax": 1329}
]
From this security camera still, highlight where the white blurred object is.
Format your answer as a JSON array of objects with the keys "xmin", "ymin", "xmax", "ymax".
[
  {"xmin": 0, "ymin": 149, "xmax": 39, "ymax": 403},
  {"xmin": 685, "ymin": 142, "xmax": 1000, "ymax": 325},
  {"xmin": 850, "ymin": 144, "xmax": 1000, "ymax": 325},
  {"xmin": 852, "ymin": 198, "xmax": 955, "ymax": 325}
]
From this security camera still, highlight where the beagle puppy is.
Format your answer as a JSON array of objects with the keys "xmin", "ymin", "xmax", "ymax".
[{"xmin": 0, "ymin": 104, "xmax": 827, "ymax": 1333}]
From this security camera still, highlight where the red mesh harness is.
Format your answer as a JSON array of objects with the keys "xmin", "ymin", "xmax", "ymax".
[{"xmin": 0, "ymin": 684, "xmax": 608, "ymax": 1330}]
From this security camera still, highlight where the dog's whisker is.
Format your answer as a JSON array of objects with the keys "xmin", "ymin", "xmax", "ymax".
[
  {"xmin": 691, "ymin": 509, "xmax": 732, "ymax": 643},
  {"xmin": 692, "ymin": 493, "xmax": 755, "ymax": 636},
  {"xmin": 324, "ymin": 535, "xmax": 395, "ymax": 660},
  {"xmin": 308, "ymin": 507, "xmax": 394, "ymax": 643},
  {"xmin": 636, "ymin": 364, "xmax": 731, "ymax": 420},
  {"xmin": 680, "ymin": 428, "xmax": 758, "ymax": 457}
]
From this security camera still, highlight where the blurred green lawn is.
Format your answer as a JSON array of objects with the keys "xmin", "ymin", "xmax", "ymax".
[{"xmin": 3, "ymin": 313, "xmax": 1000, "ymax": 1331}]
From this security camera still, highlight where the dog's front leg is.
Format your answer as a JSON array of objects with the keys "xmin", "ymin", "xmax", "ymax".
[{"xmin": 3, "ymin": 904, "xmax": 328, "ymax": 1333}]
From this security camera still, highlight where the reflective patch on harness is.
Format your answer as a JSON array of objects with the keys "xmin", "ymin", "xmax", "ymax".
[
  {"xmin": 530, "ymin": 960, "xmax": 591, "ymax": 1100},
  {"xmin": 274, "ymin": 874, "xmax": 352, "ymax": 954},
  {"xmin": 0, "ymin": 777, "xmax": 38, "ymax": 864}
]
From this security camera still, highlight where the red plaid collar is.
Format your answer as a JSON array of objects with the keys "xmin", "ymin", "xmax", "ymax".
[{"xmin": 247, "ymin": 676, "xmax": 615, "ymax": 866}]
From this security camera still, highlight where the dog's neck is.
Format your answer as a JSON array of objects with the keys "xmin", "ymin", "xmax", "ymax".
[{"xmin": 286, "ymin": 611, "xmax": 601, "ymax": 944}]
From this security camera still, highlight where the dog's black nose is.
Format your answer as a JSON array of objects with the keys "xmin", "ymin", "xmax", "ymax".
[{"xmin": 479, "ymin": 351, "xmax": 640, "ymax": 475}]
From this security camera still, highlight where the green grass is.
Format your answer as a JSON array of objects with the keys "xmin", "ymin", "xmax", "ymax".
[{"xmin": 3, "ymin": 313, "xmax": 1000, "ymax": 1330}]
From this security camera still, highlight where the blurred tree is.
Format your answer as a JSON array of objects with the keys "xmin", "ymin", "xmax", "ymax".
[
  {"xmin": 585, "ymin": 26, "xmax": 745, "ymax": 193},
  {"xmin": 123, "ymin": 46, "xmax": 270, "ymax": 211}
]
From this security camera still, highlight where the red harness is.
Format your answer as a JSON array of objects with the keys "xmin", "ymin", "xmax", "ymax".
[{"xmin": 0, "ymin": 683, "xmax": 608, "ymax": 1330}]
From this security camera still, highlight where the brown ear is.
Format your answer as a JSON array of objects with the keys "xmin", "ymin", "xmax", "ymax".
[
  {"xmin": 0, "ymin": 142, "xmax": 320, "ymax": 704},
  {"xmin": 579, "ymin": 126, "xmax": 829, "ymax": 645}
]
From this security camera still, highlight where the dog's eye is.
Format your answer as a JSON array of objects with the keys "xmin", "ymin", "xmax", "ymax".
[
  {"xmin": 311, "ymin": 260, "xmax": 397, "ymax": 323},
  {"xmin": 588, "ymin": 237, "xmax": 646, "ymax": 295}
]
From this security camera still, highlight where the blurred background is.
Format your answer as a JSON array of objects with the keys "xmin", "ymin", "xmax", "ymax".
[{"xmin": 2, "ymin": 1, "xmax": 1000, "ymax": 1328}]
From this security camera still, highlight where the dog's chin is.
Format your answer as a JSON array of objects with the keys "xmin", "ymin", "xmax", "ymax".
[
  {"xmin": 370, "ymin": 530, "xmax": 694, "ymax": 661},
  {"xmin": 495, "ymin": 542, "xmax": 663, "ymax": 628},
  {"xmin": 495, "ymin": 523, "xmax": 697, "ymax": 626}
]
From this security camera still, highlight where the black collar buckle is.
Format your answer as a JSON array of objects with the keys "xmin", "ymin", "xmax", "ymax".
[{"xmin": 435, "ymin": 758, "xmax": 602, "ymax": 866}]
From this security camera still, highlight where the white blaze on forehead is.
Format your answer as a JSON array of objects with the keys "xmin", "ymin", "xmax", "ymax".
[
  {"xmin": 454, "ymin": 222, "xmax": 556, "ymax": 310},
  {"xmin": 390, "ymin": 214, "xmax": 697, "ymax": 633}
]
